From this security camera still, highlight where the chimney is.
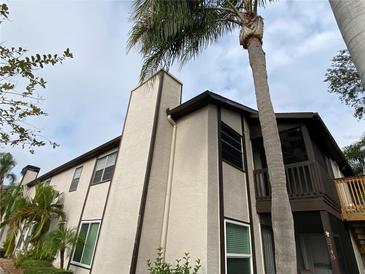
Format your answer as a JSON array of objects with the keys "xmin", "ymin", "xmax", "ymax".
[
  {"xmin": 20, "ymin": 165, "xmax": 40, "ymax": 185},
  {"xmin": 92, "ymin": 70, "xmax": 182, "ymax": 273}
]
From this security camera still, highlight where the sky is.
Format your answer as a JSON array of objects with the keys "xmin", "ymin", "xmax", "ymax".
[{"xmin": 2, "ymin": 0, "xmax": 365, "ymax": 180}]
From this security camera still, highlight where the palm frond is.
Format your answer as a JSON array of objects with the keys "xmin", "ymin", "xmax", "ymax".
[{"xmin": 129, "ymin": 0, "xmax": 239, "ymax": 81}]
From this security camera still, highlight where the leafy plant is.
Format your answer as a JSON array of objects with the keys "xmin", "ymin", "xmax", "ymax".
[
  {"xmin": 2, "ymin": 182, "xmax": 65, "ymax": 256},
  {"xmin": 343, "ymin": 134, "xmax": 365, "ymax": 175},
  {"xmin": 16, "ymin": 258, "xmax": 73, "ymax": 274},
  {"xmin": 42, "ymin": 225, "xmax": 79, "ymax": 269},
  {"xmin": 0, "ymin": 152, "xmax": 16, "ymax": 221},
  {"xmin": 147, "ymin": 248, "xmax": 201, "ymax": 274},
  {"xmin": 0, "ymin": 3, "xmax": 73, "ymax": 152},
  {"xmin": 325, "ymin": 49, "xmax": 365, "ymax": 119}
]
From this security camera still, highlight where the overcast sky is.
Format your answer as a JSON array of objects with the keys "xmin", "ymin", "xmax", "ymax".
[{"xmin": 2, "ymin": 0, "xmax": 365, "ymax": 180}]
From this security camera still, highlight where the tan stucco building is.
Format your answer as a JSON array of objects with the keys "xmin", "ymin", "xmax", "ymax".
[{"xmin": 2, "ymin": 70, "xmax": 364, "ymax": 274}]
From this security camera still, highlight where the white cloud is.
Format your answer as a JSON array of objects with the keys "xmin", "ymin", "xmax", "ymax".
[{"xmin": 2, "ymin": 0, "xmax": 365, "ymax": 180}]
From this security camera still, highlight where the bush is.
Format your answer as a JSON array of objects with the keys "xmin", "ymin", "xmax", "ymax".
[
  {"xmin": 17, "ymin": 259, "xmax": 72, "ymax": 274},
  {"xmin": 147, "ymin": 249, "xmax": 201, "ymax": 274},
  {"xmin": 15, "ymin": 250, "xmax": 53, "ymax": 267}
]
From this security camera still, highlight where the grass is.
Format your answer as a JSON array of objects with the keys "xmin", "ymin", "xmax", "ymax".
[{"xmin": 17, "ymin": 259, "xmax": 73, "ymax": 274}]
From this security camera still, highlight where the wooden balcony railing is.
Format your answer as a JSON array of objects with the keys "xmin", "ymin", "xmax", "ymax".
[
  {"xmin": 254, "ymin": 160, "xmax": 338, "ymax": 203},
  {"xmin": 335, "ymin": 176, "xmax": 365, "ymax": 221}
]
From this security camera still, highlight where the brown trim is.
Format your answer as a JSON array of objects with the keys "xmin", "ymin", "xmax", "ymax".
[
  {"xmin": 241, "ymin": 114, "xmax": 257, "ymax": 274},
  {"xmin": 89, "ymin": 150, "xmax": 121, "ymax": 273},
  {"xmin": 89, "ymin": 83, "xmax": 134, "ymax": 273},
  {"xmin": 129, "ymin": 72, "xmax": 165, "ymax": 274},
  {"xmin": 168, "ymin": 91, "xmax": 257, "ymax": 120},
  {"xmin": 67, "ymin": 156, "xmax": 99, "ymax": 271},
  {"xmin": 217, "ymin": 107, "xmax": 225, "ymax": 274},
  {"xmin": 301, "ymin": 125, "xmax": 316, "ymax": 165},
  {"xmin": 21, "ymin": 165, "xmax": 40, "ymax": 176},
  {"xmin": 256, "ymin": 196, "xmax": 341, "ymax": 218},
  {"xmin": 222, "ymin": 159, "xmax": 245, "ymax": 172},
  {"xmin": 27, "ymin": 136, "xmax": 121, "ymax": 187}
]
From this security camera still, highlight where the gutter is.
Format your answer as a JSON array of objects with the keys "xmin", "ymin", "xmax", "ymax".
[{"xmin": 160, "ymin": 114, "xmax": 177, "ymax": 256}]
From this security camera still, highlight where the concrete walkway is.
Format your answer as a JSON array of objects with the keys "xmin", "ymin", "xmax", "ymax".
[{"xmin": 0, "ymin": 266, "xmax": 5, "ymax": 274}]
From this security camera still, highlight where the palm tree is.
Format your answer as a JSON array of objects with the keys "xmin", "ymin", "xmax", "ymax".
[
  {"xmin": 330, "ymin": 0, "xmax": 365, "ymax": 87},
  {"xmin": 128, "ymin": 1, "xmax": 296, "ymax": 273},
  {"xmin": 0, "ymin": 184, "xmax": 23, "ymax": 239},
  {"xmin": 43, "ymin": 224, "xmax": 79, "ymax": 269},
  {"xmin": 2, "ymin": 182, "xmax": 65, "ymax": 256},
  {"xmin": 0, "ymin": 152, "xmax": 16, "ymax": 220},
  {"xmin": 2, "ymin": 194, "xmax": 30, "ymax": 257},
  {"xmin": 21, "ymin": 182, "xmax": 65, "ymax": 245}
]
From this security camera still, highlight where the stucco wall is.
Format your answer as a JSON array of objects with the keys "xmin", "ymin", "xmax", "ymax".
[
  {"xmin": 20, "ymin": 170, "xmax": 39, "ymax": 186},
  {"xmin": 92, "ymin": 71, "xmax": 181, "ymax": 274},
  {"xmin": 165, "ymin": 105, "xmax": 220, "ymax": 274},
  {"xmin": 50, "ymin": 158, "xmax": 97, "ymax": 229},
  {"xmin": 135, "ymin": 74, "xmax": 182, "ymax": 273},
  {"xmin": 206, "ymin": 105, "xmax": 220, "ymax": 274},
  {"xmin": 221, "ymin": 108, "xmax": 264, "ymax": 272},
  {"xmin": 222, "ymin": 162, "xmax": 250, "ymax": 223},
  {"xmin": 82, "ymin": 181, "xmax": 110, "ymax": 220}
]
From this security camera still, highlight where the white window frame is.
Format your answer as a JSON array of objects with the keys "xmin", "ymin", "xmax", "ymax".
[
  {"xmin": 71, "ymin": 220, "xmax": 101, "ymax": 269},
  {"xmin": 91, "ymin": 152, "xmax": 117, "ymax": 184},
  {"xmin": 224, "ymin": 219, "xmax": 253, "ymax": 274},
  {"xmin": 69, "ymin": 166, "xmax": 83, "ymax": 192}
]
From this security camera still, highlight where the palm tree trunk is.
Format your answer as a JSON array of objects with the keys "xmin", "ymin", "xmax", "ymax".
[
  {"xmin": 60, "ymin": 249, "xmax": 65, "ymax": 269},
  {"xmin": 330, "ymin": 0, "xmax": 365, "ymax": 87},
  {"xmin": 246, "ymin": 37, "xmax": 297, "ymax": 274}
]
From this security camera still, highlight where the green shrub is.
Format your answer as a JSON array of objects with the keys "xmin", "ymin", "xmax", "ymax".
[
  {"xmin": 15, "ymin": 247, "xmax": 55, "ymax": 266},
  {"xmin": 147, "ymin": 248, "xmax": 201, "ymax": 274},
  {"xmin": 20, "ymin": 259, "xmax": 52, "ymax": 268},
  {"xmin": 18, "ymin": 259, "xmax": 73, "ymax": 274},
  {"xmin": 23, "ymin": 266, "xmax": 73, "ymax": 274}
]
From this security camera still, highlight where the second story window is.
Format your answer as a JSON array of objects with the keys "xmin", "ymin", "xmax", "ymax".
[
  {"xmin": 221, "ymin": 123, "xmax": 243, "ymax": 169},
  {"xmin": 69, "ymin": 166, "xmax": 83, "ymax": 192},
  {"xmin": 91, "ymin": 152, "xmax": 117, "ymax": 185}
]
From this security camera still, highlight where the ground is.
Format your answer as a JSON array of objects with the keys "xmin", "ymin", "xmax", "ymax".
[{"xmin": 0, "ymin": 259, "xmax": 22, "ymax": 274}]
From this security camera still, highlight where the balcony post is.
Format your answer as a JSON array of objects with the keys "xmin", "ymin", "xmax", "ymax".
[{"xmin": 320, "ymin": 211, "xmax": 341, "ymax": 274}]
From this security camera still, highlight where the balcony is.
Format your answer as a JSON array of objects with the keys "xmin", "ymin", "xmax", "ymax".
[
  {"xmin": 335, "ymin": 176, "xmax": 365, "ymax": 221},
  {"xmin": 254, "ymin": 160, "xmax": 338, "ymax": 206}
]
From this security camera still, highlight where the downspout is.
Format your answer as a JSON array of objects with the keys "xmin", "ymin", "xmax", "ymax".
[{"xmin": 160, "ymin": 114, "xmax": 177, "ymax": 257}]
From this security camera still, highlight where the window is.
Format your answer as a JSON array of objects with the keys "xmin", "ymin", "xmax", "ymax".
[
  {"xmin": 72, "ymin": 221, "xmax": 100, "ymax": 267},
  {"xmin": 280, "ymin": 128, "xmax": 308, "ymax": 165},
  {"xmin": 262, "ymin": 227, "xmax": 275, "ymax": 274},
  {"xmin": 225, "ymin": 220, "xmax": 252, "ymax": 274},
  {"xmin": 91, "ymin": 152, "xmax": 117, "ymax": 185},
  {"xmin": 69, "ymin": 167, "xmax": 83, "ymax": 192},
  {"xmin": 221, "ymin": 123, "xmax": 243, "ymax": 169}
]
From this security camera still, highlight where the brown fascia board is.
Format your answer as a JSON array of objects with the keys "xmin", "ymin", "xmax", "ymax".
[
  {"xmin": 311, "ymin": 114, "xmax": 353, "ymax": 176},
  {"xmin": 250, "ymin": 112, "xmax": 353, "ymax": 176},
  {"xmin": 167, "ymin": 90, "xmax": 258, "ymax": 119},
  {"xmin": 21, "ymin": 165, "xmax": 40, "ymax": 176},
  {"xmin": 26, "ymin": 136, "xmax": 121, "ymax": 187}
]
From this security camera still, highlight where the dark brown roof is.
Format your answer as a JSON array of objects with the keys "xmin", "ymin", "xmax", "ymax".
[
  {"xmin": 167, "ymin": 91, "xmax": 257, "ymax": 119},
  {"xmin": 27, "ymin": 136, "xmax": 121, "ymax": 187},
  {"xmin": 26, "ymin": 91, "xmax": 352, "ymax": 186},
  {"xmin": 168, "ymin": 91, "xmax": 353, "ymax": 176}
]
